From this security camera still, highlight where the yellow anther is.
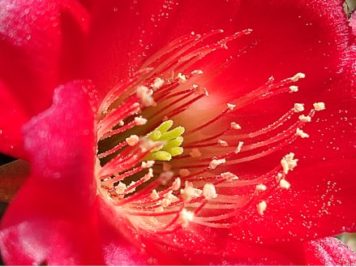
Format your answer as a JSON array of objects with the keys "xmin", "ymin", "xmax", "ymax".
[
  {"xmin": 164, "ymin": 137, "xmax": 184, "ymax": 149},
  {"xmin": 160, "ymin": 126, "xmax": 185, "ymax": 141},
  {"xmin": 147, "ymin": 120, "xmax": 185, "ymax": 161},
  {"xmin": 148, "ymin": 130, "xmax": 162, "ymax": 141},
  {"xmin": 151, "ymin": 151, "xmax": 172, "ymax": 161},
  {"xmin": 168, "ymin": 147, "xmax": 184, "ymax": 157},
  {"xmin": 157, "ymin": 120, "xmax": 173, "ymax": 132}
]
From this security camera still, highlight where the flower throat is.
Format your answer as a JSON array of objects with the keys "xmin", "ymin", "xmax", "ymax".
[{"xmin": 95, "ymin": 29, "xmax": 326, "ymax": 232}]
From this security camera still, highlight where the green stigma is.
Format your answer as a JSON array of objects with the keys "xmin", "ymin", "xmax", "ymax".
[{"xmin": 147, "ymin": 120, "xmax": 185, "ymax": 161}]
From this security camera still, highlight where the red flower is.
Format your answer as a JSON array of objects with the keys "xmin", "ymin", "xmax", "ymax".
[{"xmin": 0, "ymin": 0, "xmax": 355, "ymax": 265}]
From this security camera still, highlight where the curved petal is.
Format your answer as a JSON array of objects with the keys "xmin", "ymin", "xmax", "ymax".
[
  {"xmin": 302, "ymin": 237, "xmax": 356, "ymax": 265},
  {"xmin": 0, "ymin": 81, "xmax": 102, "ymax": 265},
  {"xmin": 0, "ymin": 0, "xmax": 89, "ymax": 116}
]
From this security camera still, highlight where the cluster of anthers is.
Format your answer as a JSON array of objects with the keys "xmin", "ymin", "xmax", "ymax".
[{"xmin": 95, "ymin": 29, "xmax": 326, "ymax": 233}]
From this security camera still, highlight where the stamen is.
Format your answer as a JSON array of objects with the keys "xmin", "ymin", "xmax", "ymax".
[
  {"xmin": 293, "ymin": 103, "xmax": 305, "ymax": 113},
  {"xmin": 126, "ymin": 135, "xmax": 140, "ymax": 146},
  {"xmin": 279, "ymin": 179, "xmax": 291, "ymax": 189},
  {"xmin": 203, "ymin": 183, "xmax": 218, "ymax": 199},
  {"xmin": 299, "ymin": 114, "xmax": 311, "ymax": 122},
  {"xmin": 313, "ymin": 102, "xmax": 326, "ymax": 111},
  {"xmin": 257, "ymin": 201, "xmax": 267, "ymax": 216},
  {"xmin": 209, "ymin": 158, "xmax": 226, "ymax": 169},
  {"xmin": 280, "ymin": 153, "xmax": 298, "ymax": 174},
  {"xmin": 230, "ymin": 122, "xmax": 242, "ymax": 130},
  {"xmin": 179, "ymin": 208, "xmax": 194, "ymax": 227},
  {"xmin": 296, "ymin": 128, "xmax": 309, "ymax": 138},
  {"xmin": 256, "ymin": 184, "xmax": 267, "ymax": 191}
]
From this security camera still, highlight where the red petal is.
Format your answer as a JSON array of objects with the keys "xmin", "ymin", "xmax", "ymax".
[
  {"xmin": 0, "ymin": 0, "xmax": 89, "ymax": 116},
  {"xmin": 227, "ymin": 100, "xmax": 356, "ymax": 242},
  {"xmin": 97, "ymin": 199, "xmax": 152, "ymax": 265},
  {"xmin": 0, "ymin": 81, "xmax": 102, "ymax": 265},
  {"xmin": 0, "ymin": 81, "xmax": 28, "ymax": 158},
  {"xmin": 85, "ymin": 0, "xmax": 352, "ymax": 99},
  {"xmin": 303, "ymin": 237, "xmax": 356, "ymax": 265}
]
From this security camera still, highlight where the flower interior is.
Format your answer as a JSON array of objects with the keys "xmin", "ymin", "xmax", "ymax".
[{"xmin": 95, "ymin": 29, "xmax": 326, "ymax": 233}]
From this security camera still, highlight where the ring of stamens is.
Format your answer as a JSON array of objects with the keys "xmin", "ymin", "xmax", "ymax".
[{"xmin": 95, "ymin": 29, "xmax": 326, "ymax": 233}]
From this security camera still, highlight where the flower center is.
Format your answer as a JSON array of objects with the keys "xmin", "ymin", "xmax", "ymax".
[{"xmin": 95, "ymin": 29, "xmax": 326, "ymax": 232}]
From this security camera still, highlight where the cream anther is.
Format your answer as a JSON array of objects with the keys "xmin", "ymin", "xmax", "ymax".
[
  {"xmin": 296, "ymin": 128, "xmax": 309, "ymax": 138},
  {"xmin": 209, "ymin": 158, "xmax": 226, "ymax": 169},
  {"xmin": 289, "ymin": 85, "xmax": 299, "ymax": 93},
  {"xmin": 293, "ymin": 103, "xmax": 305, "ymax": 113},
  {"xmin": 256, "ymin": 184, "xmax": 267, "ymax": 191},
  {"xmin": 136, "ymin": 85, "xmax": 155, "ymax": 107},
  {"xmin": 230, "ymin": 122, "xmax": 242, "ymax": 130},
  {"xmin": 257, "ymin": 201, "xmax": 267, "ymax": 216},
  {"xmin": 190, "ymin": 148, "xmax": 202, "ymax": 158},
  {"xmin": 218, "ymin": 139, "xmax": 228, "ymax": 146},
  {"xmin": 115, "ymin": 182, "xmax": 127, "ymax": 195},
  {"xmin": 147, "ymin": 168, "xmax": 154, "ymax": 179},
  {"xmin": 179, "ymin": 208, "xmax": 194, "ymax": 227},
  {"xmin": 126, "ymin": 135, "xmax": 139, "ymax": 146},
  {"xmin": 141, "ymin": 160, "xmax": 155, "ymax": 168},
  {"xmin": 281, "ymin": 153, "xmax": 298, "ymax": 174},
  {"xmin": 152, "ymin": 77, "xmax": 164, "ymax": 90},
  {"xmin": 279, "ymin": 179, "xmax": 291, "ymax": 189},
  {"xmin": 235, "ymin": 141, "xmax": 244, "ymax": 154},
  {"xmin": 227, "ymin": 103, "xmax": 236, "ymax": 110},
  {"xmin": 150, "ymin": 189, "xmax": 160, "ymax": 200},
  {"xmin": 172, "ymin": 178, "xmax": 181, "ymax": 191},
  {"xmin": 119, "ymin": 120, "xmax": 125, "ymax": 126},
  {"xmin": 180, "ymin": 183, "xmax": 202, "ymax": 201},
  {"xmin": 299, "ymin": 114, "xmax": 311, "ymax": 122},
  {"xmin": 134, "ymin": 116, "xmax": 147, "ymax": 125},
  {"xmin": 313, "ymin": 102, "xmax": 326, "ymax": 111},
  {"xmin": 177, "ymin": 73, "xmax": 187, "ymax": 83},
  {"xmin": 203, "ymin": 183, "xmax": 218, "ymax": 200},
  {"xmin": 179, "ymin": 168, "xmax": 191, "ymax": 177},
  {"xmin": 162, "ymin": 191, "xmax": 178, "ymax": 207},
  {"xmin": 221, "ymin": 172, "xmax": 239, "ymax": 181},
  {"xmin": 291, "ymin": 72, "xmax": 306, "ymax": 82}
]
